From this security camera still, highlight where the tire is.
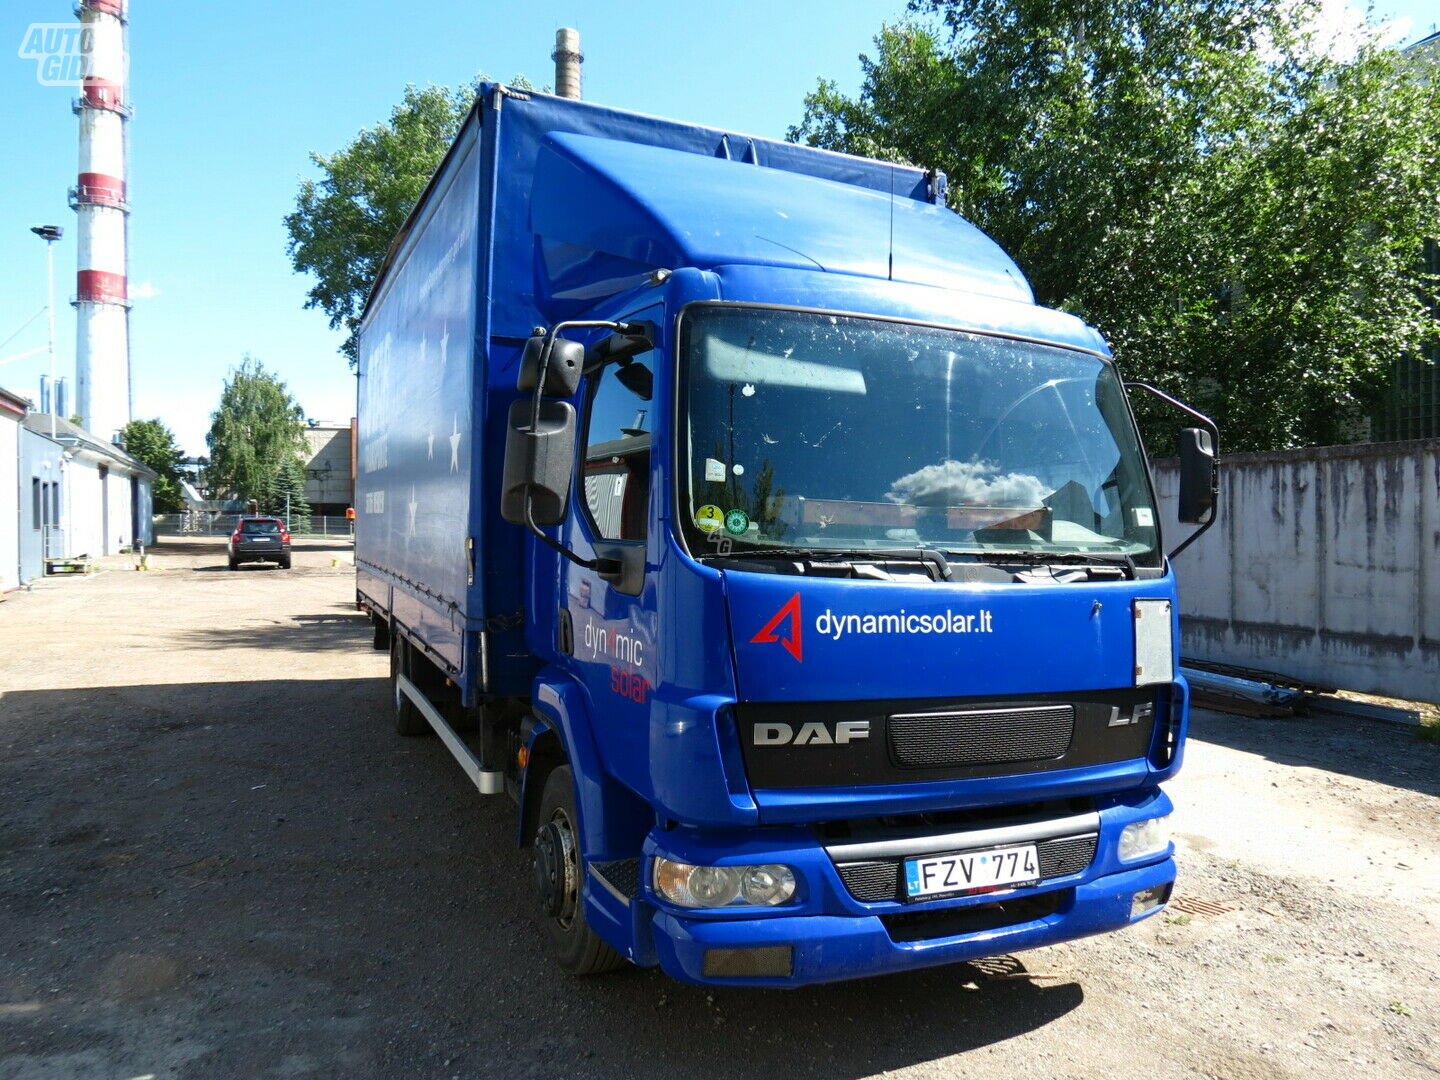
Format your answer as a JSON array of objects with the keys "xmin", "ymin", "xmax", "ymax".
[
  {"xmin": 533, "ymin": 765, "xmax": 626, "ymax": 976},
  {"xmin": 279, "ymin": 557, "xmax": 291, "ymax": 570},
  {"xmin": 228, "ymin": 557, "xmax": 238, "ymax": 571},
  {"xmin": 371, "ymin": 617, "xmax": 390, "ymax": 651},
  {"xmin": 390, "ymin": 638, "xmax": 430, "ymax": 737}
]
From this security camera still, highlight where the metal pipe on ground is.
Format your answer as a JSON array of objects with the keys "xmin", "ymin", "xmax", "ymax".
[{"xmin": 1180, "ymin": 666, "xmax": 1302, "ymax": 717}]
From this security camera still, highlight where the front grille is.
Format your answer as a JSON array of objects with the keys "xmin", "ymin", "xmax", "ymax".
[
  {"xmin": 835, "ymin": 833, "xmax": 1098, "ymax": 903},
  {"xmin": 888, "ymin": 705, "xmax": 1073, "ymax": 768},
  {"xmin": 590, "ymin": 858, "xmax": 641, "ymax": 901}
]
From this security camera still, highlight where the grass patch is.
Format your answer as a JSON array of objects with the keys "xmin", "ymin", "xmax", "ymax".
[
  {"xmin": 1389, "ymin": 1001, "xmax": 1412, "ymax": 1016},
  {"xmin": 1262, "ymin": 954, "xmax": 1287, "ymax": 964},
  {"xmin": 1417, "ymin": 714, "xmax": 1440, "ymax": 745},
  {"xmin": 1163, "ymin": 913, "xmax": 1192, "ymax": 926}
]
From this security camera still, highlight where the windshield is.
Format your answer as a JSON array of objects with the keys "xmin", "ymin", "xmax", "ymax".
[
  {"xmin": 678, "ymin": 305, "xmax": 1158, "ymax": 564},
  {"xmin": 242, "ymin": 520, "xmax": 281, "ymax": 534}
]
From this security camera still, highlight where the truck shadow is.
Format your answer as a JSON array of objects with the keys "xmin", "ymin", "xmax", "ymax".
[
  {"xmin": 0, "ymin": 676, "xmax": 1083, "ymax": 1079},
  {"xmin": 161, "ymin": 606, "xmax": 374, "ymax": 653},
  {"xmin": 1188, "ymin": 707, "xmax": 1440, "ymax": 800}
]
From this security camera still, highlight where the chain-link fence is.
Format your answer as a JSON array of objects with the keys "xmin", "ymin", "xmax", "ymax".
[{"xmin": 153, "ymin": 513, "xmax": 355, "ymax": 538}]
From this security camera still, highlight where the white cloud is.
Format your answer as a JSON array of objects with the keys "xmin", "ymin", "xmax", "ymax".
[
  {"xmin": 129, "ymin": 281, "xmax": 161, "ymax": 300},
  {"xmin": 886, "ymin": 460, "xmax": 1047, "ymax": 508}
]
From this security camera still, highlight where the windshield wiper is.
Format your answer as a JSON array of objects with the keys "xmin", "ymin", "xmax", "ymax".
[
  {"xmin": 951, "ymin": 550, "xmax": 1137, "ymax": 579},
  {"xmin": 700, "ymin": 546, "xmax": 958, "ymax": 582}
]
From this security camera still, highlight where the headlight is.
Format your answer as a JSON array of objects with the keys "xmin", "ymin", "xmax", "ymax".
[
  {"xmin": 653, "ymin": 858, "xmax": 797, "ymax": 908},
  {"xmin": 1118, "ymin": 815, "xmax": 1171, "ymax": 861}
]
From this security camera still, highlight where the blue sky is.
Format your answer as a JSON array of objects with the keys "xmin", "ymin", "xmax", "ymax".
[{"xmin": 2, "ymin": 0, "xmax": 1435, "ymax": 456}]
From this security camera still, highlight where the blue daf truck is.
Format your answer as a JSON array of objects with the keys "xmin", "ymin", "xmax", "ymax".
[{"xmin": 354, "ymin": 84, "xmax": 1219, "ymax": 986}]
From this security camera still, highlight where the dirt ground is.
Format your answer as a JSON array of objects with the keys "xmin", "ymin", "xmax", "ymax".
[{"xmin": 1, "ymin": 536, "xmax": 1437, "ymax": 1080}]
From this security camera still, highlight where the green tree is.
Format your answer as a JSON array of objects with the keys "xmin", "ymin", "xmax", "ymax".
[
  {"xmin": 792, "ymin": 3, "xmax": 1440, "ymax": 451},
  {"xmin": 262, "ymin": 457, "xmax": 311, "ymax": 531},
  {"xmin": 285, "ymin": 76, "xmax": 530, "ymax": 362},
  {"xmin": 205, "ymin": 356, "xmax": 307, "ymax": 505},
  {"xmin": 121, "ymin": 418, "xmax": 186, "ymax": 513}
]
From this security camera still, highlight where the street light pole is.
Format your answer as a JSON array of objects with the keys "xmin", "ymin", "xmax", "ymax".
[{"xmin": 30, "ymin": 226, "xmax": 63, "ymax": 440}]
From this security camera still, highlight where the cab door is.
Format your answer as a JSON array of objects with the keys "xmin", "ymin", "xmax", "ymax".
[{"xmin": 560, "ymin": 324, "xmax": 659, "ymax": 793}]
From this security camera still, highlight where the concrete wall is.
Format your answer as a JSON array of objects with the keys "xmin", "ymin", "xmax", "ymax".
[
  {"xmin": 302, "ymin": 425, "xmax": 354, "ymax": 512},
  {"xmin": 1154, "ymin": 438, "xmax": 1440, "ymax": 703}
]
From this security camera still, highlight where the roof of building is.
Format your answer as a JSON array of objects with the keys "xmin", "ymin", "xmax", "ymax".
[
  {"xmin": 0, "ymin": 385, "xmax": 31, "ymax": 420},
  {"xmin": 22, "ymin": 413, "xmax": 157, "ymax": 478}
]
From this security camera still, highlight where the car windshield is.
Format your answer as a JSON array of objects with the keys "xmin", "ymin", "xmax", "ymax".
[
  {"xmin": 678, "ymin": 305, "xmax": 1159, "ymax": 564},
  {"xmin": 242, "ymin": 521, "xmax": 281, "ymax": 534}
]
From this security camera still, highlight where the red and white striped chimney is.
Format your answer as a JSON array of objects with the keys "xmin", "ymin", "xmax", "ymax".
[{"xmin": 71, "ymin": 0, "xmax": 131, "ymax": 439}]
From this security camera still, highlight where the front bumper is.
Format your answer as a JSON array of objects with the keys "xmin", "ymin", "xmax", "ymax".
[
  {"xmin": 651, "ymin": 857, "xmax": 1173, "ymax": 986},
  {"xmin": 615, "ymin": 786, "xmax": 1175, "ymax": 987}
]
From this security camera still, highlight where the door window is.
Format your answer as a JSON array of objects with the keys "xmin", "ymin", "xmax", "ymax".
[{"xmin": 581, "ymin": 366, "xmax": 651, "ymax": 541}]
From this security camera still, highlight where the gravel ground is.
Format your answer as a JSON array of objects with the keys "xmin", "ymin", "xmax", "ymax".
[{"xmin": 0, "ymin": 536, "xmax": 1436, "ymax": 1080}]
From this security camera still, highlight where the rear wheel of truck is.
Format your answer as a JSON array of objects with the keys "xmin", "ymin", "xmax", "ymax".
[
  {"xmin": 533, "ymin": 765, "xmax": 626, "ymax": 976},
  {"xmin": 390, "ymin": 639, "xmax": 430, "ymax": 737}
]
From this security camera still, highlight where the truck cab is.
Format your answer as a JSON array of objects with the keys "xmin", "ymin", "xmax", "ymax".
[{"xmin": 356, "ymin": 86, "xmax": 1217, "ymax": 987}]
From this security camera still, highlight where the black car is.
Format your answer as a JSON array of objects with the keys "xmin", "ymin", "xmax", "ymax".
[{"xmin": 227, "ymin": 517, "xmax": 291, "ymax": 570}]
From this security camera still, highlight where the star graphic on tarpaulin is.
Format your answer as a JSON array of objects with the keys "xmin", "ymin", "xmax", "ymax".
[
  {"xmin": 407, "ymin": 486, "xmax": 418, "ymax": 537},
  {"xmin": 449, "ymin": 415, "xmax": 462, "ymax": 473}
]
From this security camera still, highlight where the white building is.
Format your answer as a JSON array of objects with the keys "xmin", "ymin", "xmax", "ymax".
[
  {"xmin": 0, "ymin": 387, "xmax": 27, "ymax": 592},
  {"xmin": 21, "ymin": 413, "xmax": 154, "ymax": 559}
]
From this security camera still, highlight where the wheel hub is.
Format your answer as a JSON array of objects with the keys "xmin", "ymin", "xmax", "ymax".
[{"xmin": 534, "ymin": 811, "xmax": 578, "ymax": 926}]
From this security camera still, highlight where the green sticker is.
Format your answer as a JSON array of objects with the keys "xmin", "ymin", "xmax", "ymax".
[
  {"xmin": 695, "ymin": 504, "xmax": 724, "ymax": 534},
  {"xmin": 724, "ymin": 509, "xmax": 750, "ymax": 535}
]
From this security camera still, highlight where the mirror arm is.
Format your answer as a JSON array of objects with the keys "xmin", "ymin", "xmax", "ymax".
[
  {"xmin": 515, "ymin": 319, "xmax": 643, "ymax": 575},
  {"xmin": 523, "ymin": 490, "xmax": 620, "ymax": 574},
  {"xmin": 1124, "ymin": 382, "xmax": 1221, "ymax": 561},
  {"xmin": 527, "ymin": 319, "xmax": 632, "ymax": 430}
]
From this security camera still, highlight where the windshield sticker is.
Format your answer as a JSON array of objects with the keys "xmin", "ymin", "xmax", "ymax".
[
  {"xmin": 731, "ymin": 463, "xmax": 745, "ymax": 476},
  {"xmin": 704, "ymin": 458, "xmax": 726, "ymax": 483},
  {"xmin": 724, "ymin": 509, "xmax": 750, "ymax": 535},
  {"xmin": 695, "ymin": 504, "xmax": 724, "ymax": 534},
  {"xmin": 1133, "ymin": 507, "xmax": 1155, "ymax": 527}
]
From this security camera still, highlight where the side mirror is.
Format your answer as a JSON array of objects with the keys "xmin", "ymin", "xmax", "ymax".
[
  {"xmin": 584, "ymin": 322, "xmax": 655, "ymax": 374},
  {"xmin": 517, "ymin": 335, "xmax": 584, "ymax": 397},
  {"xmin": 500, "ymin": 399, "xmax": 576, "ymax": 527},
  {"xmin": 615, "ymin": 362, "xmax": 653, "ymax": 401},
  {"xmin": 1177, "ymin": 427, "xmax": 1217, "ymax": 525}
]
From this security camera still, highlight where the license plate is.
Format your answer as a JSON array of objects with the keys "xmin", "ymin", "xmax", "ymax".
[{"xmin": 904, "ymin": 844, "xmax": 1040, "ymax": 898}]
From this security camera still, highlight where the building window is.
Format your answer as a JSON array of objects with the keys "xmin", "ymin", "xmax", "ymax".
[{"xmin": 32, "ymin": 479, "xmax": 41, "ymax": 529}]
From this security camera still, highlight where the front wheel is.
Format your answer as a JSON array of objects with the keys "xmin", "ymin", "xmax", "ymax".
[{"xmin": 533, "ymin": 765, "xmax": 626, "ymax": 976}]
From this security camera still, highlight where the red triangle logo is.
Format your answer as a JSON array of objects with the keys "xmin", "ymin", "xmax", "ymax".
[{"xmin": 751, "ymin": 593, "xmax": 803, "ymax": 662}]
